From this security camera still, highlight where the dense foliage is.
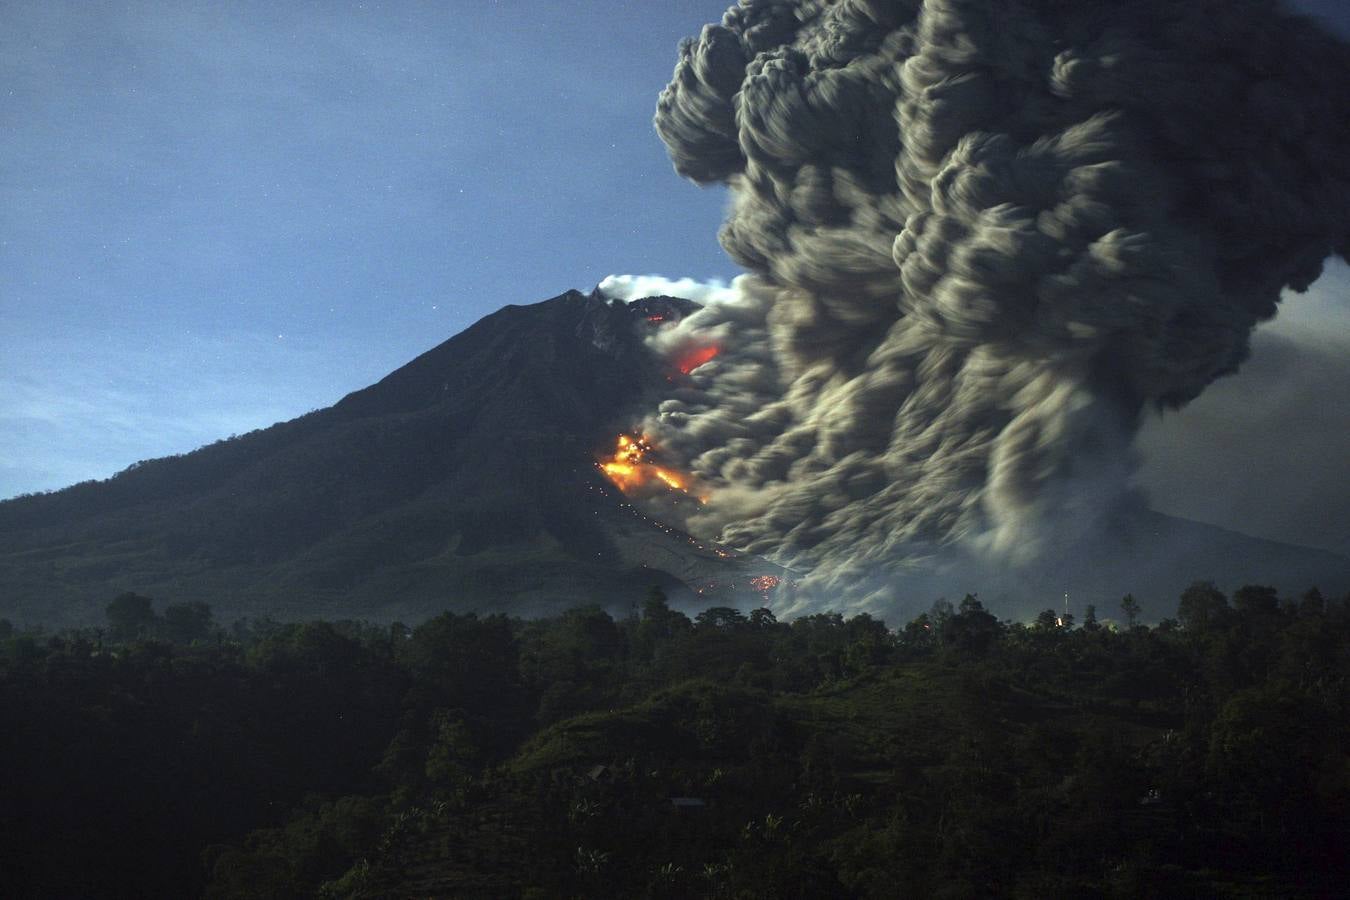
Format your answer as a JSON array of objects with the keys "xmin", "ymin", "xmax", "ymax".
[{"xmin": 1, "ymin": 583, "xmax": 1346, "ymax": 898}]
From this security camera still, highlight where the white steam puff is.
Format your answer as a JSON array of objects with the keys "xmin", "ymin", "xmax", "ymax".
[
  {"xmin": 646, "ymin": 0, "xmax": 1350, "ymax": 611},
  {"xmin": 597, "ymin": 274, "xmax": 741, "ymax": 307}
]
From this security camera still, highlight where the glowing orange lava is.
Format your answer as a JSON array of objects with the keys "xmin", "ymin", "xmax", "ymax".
[
  {"xmin": 598, "ymin": 434, "xmax": 701, "ymax": 501},
  {"xmin": 674, "ymin": 344, "xmax": 720, "ymax": 375},
  {"xmin": 750, "ymin": 574, "xmax": 781, "ymax": 596}
]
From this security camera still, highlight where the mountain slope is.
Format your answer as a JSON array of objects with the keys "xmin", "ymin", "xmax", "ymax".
[
  {"xmin": 886, "ymin": 506, "xmax": 1350, "ymax": 619},
  {"xmin": 1, "ymin": 289, "xmax": 1344, "ymax": 628},
  {"xmin": 0, "ymin": 290, "xmax": 775, "ymax": 626}
]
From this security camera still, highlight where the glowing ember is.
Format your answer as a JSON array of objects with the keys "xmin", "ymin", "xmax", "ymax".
[
  {"xmin": 750, "ymin": 575, "xmax": 781, "ymax": 596},
  {"xmin": 673, "ymin": 344, "xmax": 720, "ymax": 375},
  {"xmin": 598, "ymin": 434, "xmax": 701, "ymax": 500}
]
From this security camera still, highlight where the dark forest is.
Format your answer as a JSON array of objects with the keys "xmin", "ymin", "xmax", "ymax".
[{"xmin": 2, "ymin": 582, "xmax": 1346, "ymax": 898}]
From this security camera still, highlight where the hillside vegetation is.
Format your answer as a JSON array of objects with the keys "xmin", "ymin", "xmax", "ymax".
[{"xmin": 2, "ymin": 581, "xmax": 1346, "ymax": 898}]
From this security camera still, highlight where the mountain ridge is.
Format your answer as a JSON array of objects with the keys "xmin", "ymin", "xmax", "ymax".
[
  {"xmin": 1, "ymin": 288, "xmax": 1345, "ymax": 627},
  {"xmin": 0, "ymin": 290, "xmax": 772, "ymax": 626}
]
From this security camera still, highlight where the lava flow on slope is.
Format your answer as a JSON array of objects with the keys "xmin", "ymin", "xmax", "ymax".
[{"xmin": 598, "ymin": 434, "xmax": 704, "ymax": 502}]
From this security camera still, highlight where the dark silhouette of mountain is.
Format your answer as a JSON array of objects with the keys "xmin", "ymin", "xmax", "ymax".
[
  {"xmin": 882, "ymin": 506, "xmax": 1350, "ymax": 620},
  {"xmin": 0, "ymin": 289, "xmax": 1344, "ymax": 628},
  {"xmin": 0, "ymin": 290, "xmax": 779, "ymax": 626}
]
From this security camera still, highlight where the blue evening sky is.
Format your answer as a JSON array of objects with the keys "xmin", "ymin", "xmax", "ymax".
[
  {"xmin": 3, "ymin": 1, "xmax": 1348, "ymax": 554},
  {"xmin": 2, "ymin": 0, "xmax": 735, "ymax": 495}
]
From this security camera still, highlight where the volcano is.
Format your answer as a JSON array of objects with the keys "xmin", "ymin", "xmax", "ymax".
[
  {"xmin": 0, "ymin": 290, "xmax": 781, "ymax": 627},
  {"xmin": 0, "ymin": 289, "xmax": 1345, "ymax": 628}
]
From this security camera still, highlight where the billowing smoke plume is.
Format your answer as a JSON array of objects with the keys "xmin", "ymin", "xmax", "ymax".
[{"xmin": 645, "ymin": 0, "xmax": 1350, "ymax": 611}]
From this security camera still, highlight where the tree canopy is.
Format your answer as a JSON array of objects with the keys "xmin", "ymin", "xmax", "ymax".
[{"xmin": 1, "ymin": 580, "xmax": 1345, "ymax": 898}]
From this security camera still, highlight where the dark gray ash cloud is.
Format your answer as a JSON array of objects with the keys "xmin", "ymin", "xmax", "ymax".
[{"xmin": 644, "ymin": 0, "xmax": 1350, "ymax": 610}]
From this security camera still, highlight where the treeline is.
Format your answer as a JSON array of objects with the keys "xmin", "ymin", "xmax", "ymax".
[{"xmin": 1, "ymin": 582, "xmax": 1346, "ymax": 898}]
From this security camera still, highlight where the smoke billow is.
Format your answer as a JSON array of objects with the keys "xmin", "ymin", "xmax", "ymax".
[{"xmin": 644, "ymin": 0, "xmax": 1350, "ymax": 611}]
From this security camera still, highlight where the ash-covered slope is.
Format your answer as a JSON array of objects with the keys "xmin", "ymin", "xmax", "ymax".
[{"xmin": 0, "ymin": 290, "xmax": 777, "ymax": 626}]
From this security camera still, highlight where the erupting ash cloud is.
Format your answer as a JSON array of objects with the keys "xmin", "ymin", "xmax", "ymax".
[{"xmin": 643, "ymin": 0, "xmax": 1350, "ymax": 609}]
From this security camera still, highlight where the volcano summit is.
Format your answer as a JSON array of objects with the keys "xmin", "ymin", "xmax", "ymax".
[
  {"xmin": 0, "ymin": 290, "xmax": 782, "ymax": 627},
  {"xmin": 1, "ymin": 286, "xmax": 1345, "ymax": 629}
]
